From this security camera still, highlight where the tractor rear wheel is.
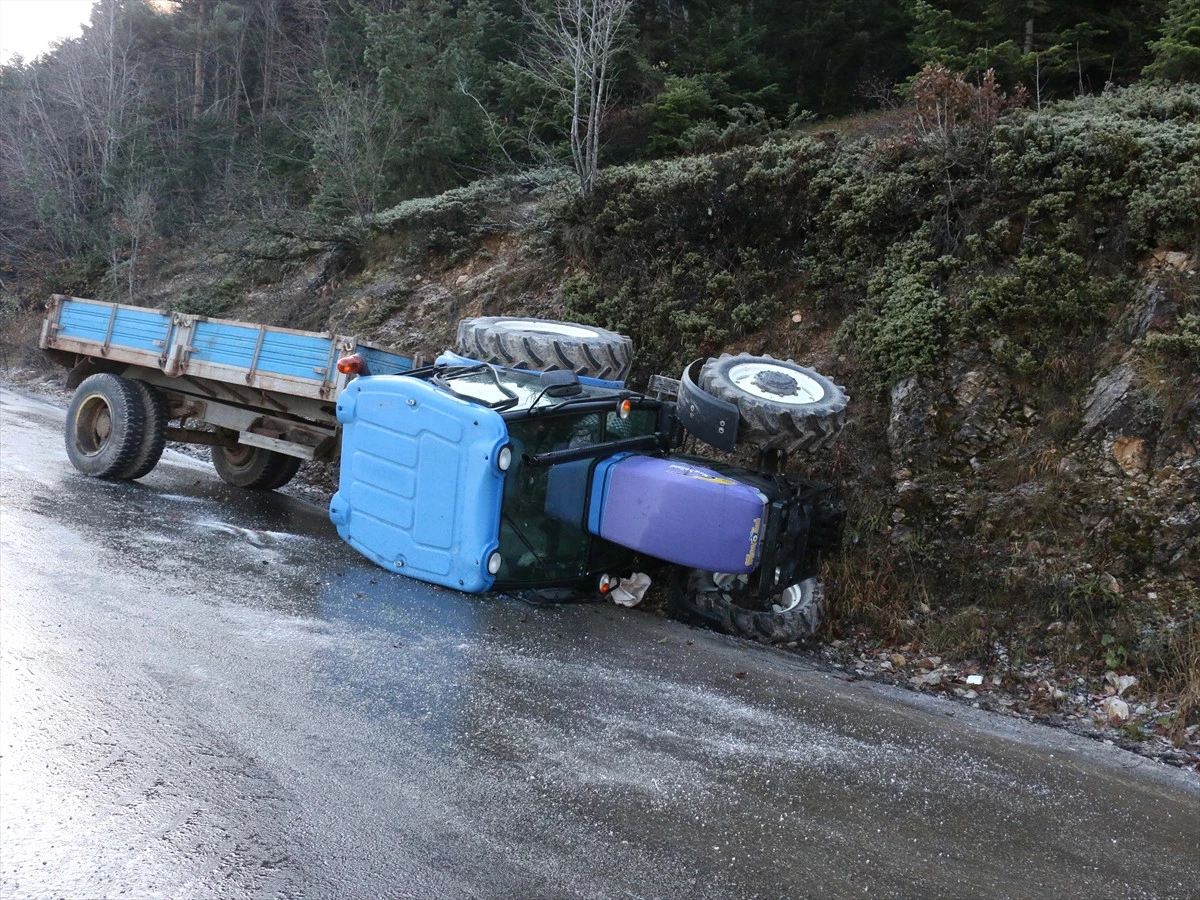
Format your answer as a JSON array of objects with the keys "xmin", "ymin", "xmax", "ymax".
[{"xmin": 455, "ymin": 316, "xmax": 633, "ymax": 383}]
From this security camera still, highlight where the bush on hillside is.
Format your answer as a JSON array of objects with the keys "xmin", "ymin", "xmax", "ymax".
[{"xmin": 558, "ymin": 82, "xmax": 1200, "ymax": 387}]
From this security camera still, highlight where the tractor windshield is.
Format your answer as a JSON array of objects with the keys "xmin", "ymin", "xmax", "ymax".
[
  {"xmin": 494, "ymin": 406, "xmax": 660, "ymax": 587},
  {"xmin": 434, "ymin": 365, "xmax": 615, "ymax": 412}
]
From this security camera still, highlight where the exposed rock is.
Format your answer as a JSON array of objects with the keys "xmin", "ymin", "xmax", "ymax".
[
  {"xmin": 1103, "ymin": 696, "xmax": 1130, "ymax": 724},
  {"xmin": 1161, "ymin": 250, "xmax": 1194, "ymax": 271},
  {"xmin": 947, "ymin": 361, "xmax": 1012, "ymax": 455},
  {"xmin": 1111, "ymin": 436, "xmax": 1149, "ymax": 476},
  {"xmin": 1082, "ymin": 364, "xmax": 1136, "ymax": 433},
  {"xmin": 887, "ymin": 376, "xmax": 939, "ymax": 471},
  {"xmin": 910, "ymin": 671, "xmax": 943, "ymax": 687},
  {"xmin": 1129, "ymin": 283, "xmax": 1178, "ymax": 340}
]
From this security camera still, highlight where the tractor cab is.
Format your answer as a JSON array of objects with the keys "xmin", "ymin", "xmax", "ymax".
[{"xmin": 331, "ymin": 362, "xmax": 674, "ymax": 593}]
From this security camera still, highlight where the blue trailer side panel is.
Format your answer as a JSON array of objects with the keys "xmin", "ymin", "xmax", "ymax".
[
  {"xmin": 190, "ymin": 321, "xmax": 336, "ymax": 381},
  {"xmin": 43, "ymin": 297, "xmax": 416, "ymax": 405},
  {"xmin": 360, "ymin": 345, "xmax": 414, "ymax": 376},
  {"xmin": 56, "ymin": 301, "xmax": 171, "ymax": 353},
  {"xmin": 329, "ymin": 375, "xmax": 508, "ymax": 592}
]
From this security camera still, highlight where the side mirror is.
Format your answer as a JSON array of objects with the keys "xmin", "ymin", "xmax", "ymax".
[{"xmin": 540, "ymin": 369, "xmax": 582, "ymax": 397}]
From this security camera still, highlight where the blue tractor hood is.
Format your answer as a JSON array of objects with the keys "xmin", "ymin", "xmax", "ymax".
[{"xmin": 329, "ymin": 375, "xmax": 508, "ymax": 592}]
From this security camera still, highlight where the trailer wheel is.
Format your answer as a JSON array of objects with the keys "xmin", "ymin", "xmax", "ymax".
[
  {"xmin": 212, "ymin": 443, "xmax": 301, "ymax": 490},
  {"xmin": 670, "ymin": 571, "xmax": 826, "ymax": 643},
  {"xmin": 261, "ymin": 455, "xmax": 302, "ymax": 490},
  {"xmin": 122, "ymin": 380, "xmax": 169, "ymax": 480},
  {"xmin": 698, "ymin": 354, "xmax": 848, "ymax": 454},
  {"xmin": 456, "ymin": 316, "xmax": 634, "ymax": 382},
  {"xmin": 64, "ymin": 374, "xmax": 146, "ymax": 479}
]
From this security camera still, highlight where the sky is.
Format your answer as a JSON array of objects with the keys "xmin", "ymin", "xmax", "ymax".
[{"xmin": 0, "ymin": 0, "xmax": 98, "ymax": 64}]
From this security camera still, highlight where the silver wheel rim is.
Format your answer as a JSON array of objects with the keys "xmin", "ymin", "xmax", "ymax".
[
  {"xmin": 727, "ymin": 362, "xmax": 824, "ymax": 404},
  {"xmin": 221, "ymin": 444, "xmax": 256, "ymax": 470},
  {"xmin": 511, "ymin": 322, "xmax": 599, "ymax": 339},
  {"xmin": 772, "ymin": 583, "xmax": 806, "ymax": 614},
  {"xmin": 75, "ymin": 394, "xmax": 113, "ymax": 456}
]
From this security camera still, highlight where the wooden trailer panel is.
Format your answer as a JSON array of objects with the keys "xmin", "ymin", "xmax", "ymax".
[{"xmin": 41, "ymin": 295, "xmax": 415, "ymax": 404}]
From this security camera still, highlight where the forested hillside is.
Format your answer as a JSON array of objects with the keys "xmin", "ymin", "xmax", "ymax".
[
  {"xmin": 0, "ymin": 0, "xmax": 1193, "ymax": 284},
  {"xmin": 1, "ymin": 1, "xmax": 1198, "ymax": 745}
]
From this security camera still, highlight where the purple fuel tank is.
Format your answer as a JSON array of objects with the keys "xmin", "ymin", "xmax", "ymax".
[{"xmin": 588, "ymin": 456, "xmax": 767, "ymax": 574}]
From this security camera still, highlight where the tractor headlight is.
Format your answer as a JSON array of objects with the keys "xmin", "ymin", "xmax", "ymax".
[
  {"xmin": 498, "ymin": 445, "xmax": 513, "ymax": 471},
  {"xmin": 487, "ymin": 551, "xmax": 503, "ymax": 575}
]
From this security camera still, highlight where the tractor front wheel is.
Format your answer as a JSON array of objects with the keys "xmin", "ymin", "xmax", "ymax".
[
  {"xmin": 670, "ymin": 570, "xmax": 826, "ymax": 643},
  {"xmin": 697, "ymin": 353, "xmax": 848, "ymax": 454}
]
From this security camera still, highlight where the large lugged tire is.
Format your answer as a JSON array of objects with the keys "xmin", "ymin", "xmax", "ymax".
[
  {"xmin": 123, "ymin": 380, "xmax": 169, "ymax": 480},
  {"xmin": 671, "ymin": 571, "xmax": 826, "ymax": 643},
  {"xmin": 64, "ymin": 374, "xmax": 146, "ymax": 479},
  {"xmin": 456, "ymin": 316, "xmax": 633, "ymax": 382},
  {"xmin": 212, "ymin": 443, "xmax": 301, "ymax": 490},
  {"xmin": 698, "ymin": 353, "xmax": 848, "ymax": 454}
]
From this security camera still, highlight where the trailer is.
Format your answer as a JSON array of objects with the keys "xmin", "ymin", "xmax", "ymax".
[
  {"xmin": 40, "ymin": 294, "xmax": 414, "ymax": 486},
  {"xmin": 42, "ymin": 294, "xmax": 848, "ymax": 642}
]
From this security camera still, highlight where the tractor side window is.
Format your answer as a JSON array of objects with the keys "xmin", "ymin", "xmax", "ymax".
[
  {"xmin": 495, "ymin": 413, "xmax": 603, "ymax": 585},
  {"xmin": 605, "ymin": 408, "xmax": 657, "ymax": 439}
]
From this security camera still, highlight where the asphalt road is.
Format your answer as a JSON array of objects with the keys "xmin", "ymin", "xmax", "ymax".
[{"xmin": 1, "ymin": 385, "xmax": 1198, "ymax": 900}]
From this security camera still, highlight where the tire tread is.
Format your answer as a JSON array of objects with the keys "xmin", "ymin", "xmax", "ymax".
[
  {"xmin": 64, "ymin": 373, "xmax": 146, "ymax": 480},
  {"xmin": 456, "ymin": 317, "xmax": 633, "ymax": 382}
]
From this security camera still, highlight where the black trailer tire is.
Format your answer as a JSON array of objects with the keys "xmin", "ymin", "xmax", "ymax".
[
  {"xmin": 261, "ymin": 454, "xmax": 302, "ymax": 490},
  {"xmin": 64, "ymin": 373, "xmax": 146, "ymax": 479},
  {"xmin": 698, "ymin": 353, "xmax": 848, "ymax": 454},
  {"xmin": 456, "ymin": 316, "xmax": 634, "ymax": 382},
  {"xmin": 670, "ymin": 571, "xmax": 826, "ymax": 643},
  {"xmin": 122, "ymin": 380, "xmax": 169, "ymax": 480},
  {"xmin": 212, "ymin": 443, "xmax": 300, "ymax": 490}
]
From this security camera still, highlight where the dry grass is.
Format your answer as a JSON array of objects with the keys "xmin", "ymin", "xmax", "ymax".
[
  {"xmin": 0, "ymin": 307, "xmax": 55, "ymax": 373},
  {"xmin": 822, "ymin": 538, "xmax": 930, "ymax": 642},
  {"xmin": 1138, "ymin": 594, "xmax": 1200, "ymax": 735}
]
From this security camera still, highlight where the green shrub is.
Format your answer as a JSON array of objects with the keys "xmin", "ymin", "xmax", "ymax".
[
  {"xmin": 46, "ymin": 253, "xmax": 107, "ymax": 297},
  {"xmin": 1142, "ymin": 312, "xmax": 1200, "ymax": 358},
  {"xmin": 556, "ymin": 81, "xmax": 1200, "ymax": 388}
]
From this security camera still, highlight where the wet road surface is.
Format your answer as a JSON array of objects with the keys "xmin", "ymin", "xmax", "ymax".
[{"xmin": 1, "ymin": 385, "xmax": 1198, "ymax": 899}]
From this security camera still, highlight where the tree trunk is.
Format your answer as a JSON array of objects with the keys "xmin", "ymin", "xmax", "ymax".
[{"xmin": 192, "ymin": 0, "xmax": 206, "ymax": 119}]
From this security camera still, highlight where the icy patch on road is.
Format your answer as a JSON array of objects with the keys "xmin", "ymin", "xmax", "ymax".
[
  {"xmin": 194, "ymin": 520, "xmax": 304, "ymax": 547},
  {"xmin": 454, "ymin": 646, "xmax": 1071, "ymax": 821}
]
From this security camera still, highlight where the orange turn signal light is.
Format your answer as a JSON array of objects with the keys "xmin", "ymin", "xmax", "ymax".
[
  {"xmin": 336, "ymin": 353, "xmax": 364, "ymax": 375},
  {"xmin": 618, "ymin": 398, "xmax": 632, "ymax": 420}
]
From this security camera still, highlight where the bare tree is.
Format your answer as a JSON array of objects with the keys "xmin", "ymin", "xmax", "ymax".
[
  {"xmin": 310, "ymin": 72, "xmax": 408, "ymax": 224},
  {"xmin": 521, "ymin": 0, "xmax": 633, "ymax": 195},
  {"xmin": 112, "ymin": 182, "xmax": 157, "ymax": 301}
]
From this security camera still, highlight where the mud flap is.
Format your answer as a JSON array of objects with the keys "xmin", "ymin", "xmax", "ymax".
[{"xmin": 676, "ymin": 358, "xmax": 739, "ymax": 451}]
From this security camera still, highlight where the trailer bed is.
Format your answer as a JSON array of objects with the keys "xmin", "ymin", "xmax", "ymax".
[{"xmin": 40, "ymin": 295, "xmax": 413, "ymax": 402}]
